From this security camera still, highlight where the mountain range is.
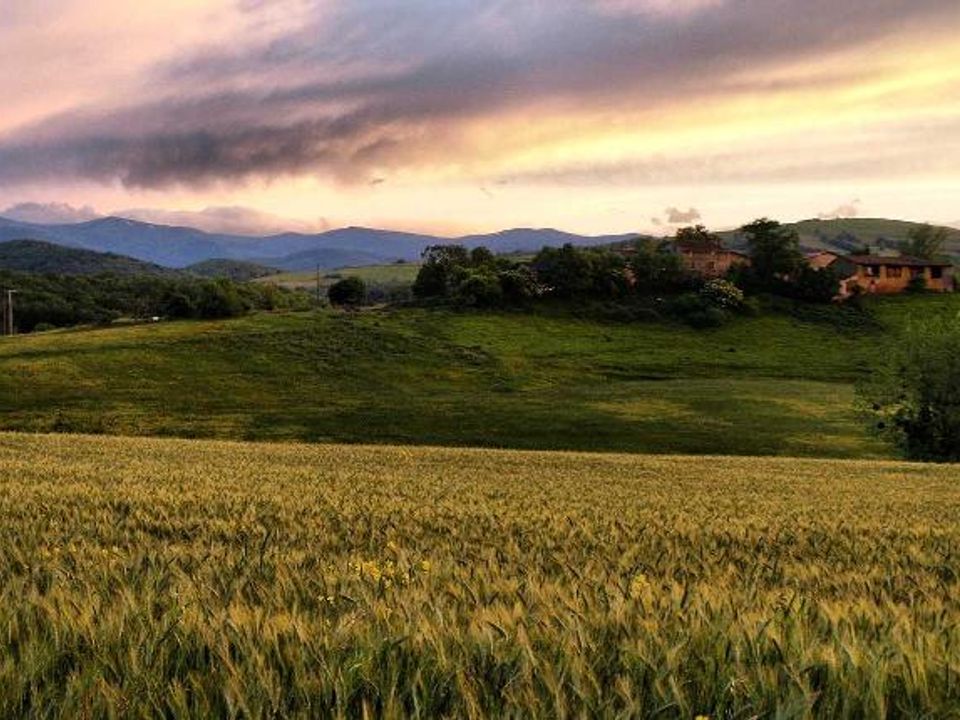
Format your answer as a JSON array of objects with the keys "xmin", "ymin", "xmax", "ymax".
[
  {"xmin": 0, "ymin": 215, "xmax": 635, "ymax": 270},
  {"xmin": 0, "ymin": 214, "xmax": 957, "ymax": 273}
]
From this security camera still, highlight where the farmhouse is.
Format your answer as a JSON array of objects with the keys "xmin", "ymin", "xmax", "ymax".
[
  {"xmin": 673, "ymin": 236, "xmax": 749, "ymax": 278},
  {"xmin": 842, "ymin": 255, "xmax": 954, "ymax": 294},
  {"xmin": 810, "ymin": 252, "xmax": 955, "ymax": 296}
]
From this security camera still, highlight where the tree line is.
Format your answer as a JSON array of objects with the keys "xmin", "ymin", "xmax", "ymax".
[
  {"xmin": 0, "ymin": 271, "xmax": 311, "ymax": 333},
  {"xmin": 390, "ymin": 219, "xmax": 843, "ymax": 326}
]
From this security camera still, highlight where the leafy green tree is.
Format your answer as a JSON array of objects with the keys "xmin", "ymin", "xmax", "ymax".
[
  {"xmin": 469, "ymin": 246, "xmax": 497, "ymax": 269},
  {"xmin": 453, "ymin": 270, "xmax": 503, "ymax": 307},
  {"xmin": 498, "ymin": 266, "xmax": 539, "ymax": 303},
  {"xmin": 740, "ymin": 218, "xmax": 803, "ymax": 288},
  {"xmin": 899, "ymin": 224, "xmax": 948, "ymax": 260},
  {"xmin": 791, "ymin": 265, "xmax": 841, "ymax": 303},
  {"xmin": 328, "ymin": 276, "xmax": 366, "ymax": 307},
  {"xmin": 627, "ymin": 239, "xmax": 693, "ymax": 294},
  {"xmin": 531, "ymin": 244, "xmax": 597, "ymax": 298},
  {"xmin": 413, "ymin": 245, "xmax": 470, "ymax": 299},
  {"xmin": 675, "ymin": 225, "xmax": 722, "ymax": 251},
  {"xmin": 196, "ymin": 279, "xmax": 246, "ymax": 319},
  {"xmin": 860, "ymin": 317, "xmax": 960, "ymax": 462}
]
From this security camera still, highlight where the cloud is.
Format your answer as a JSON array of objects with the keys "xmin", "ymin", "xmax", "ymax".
[
  {"xmin": 818, "ymin": 199, "xmax": 862, "ymax": 220},
  {"xmin": 665, "ymin": 207, "xmax": 702, "ymax": 224},
  {"xmin": 115, "ymin": 206, "xmax": 330, "ymax": 235},
  {"xmin": 591, "ymin": 0, "xmax": 723, "ymax": 19},
  {"xmin": 0, "ymin": 0, "xmax": 956, "ymax": 189},
  {"xmin": 1, "ymin": 201, "xmax": 100, "ymax": 224}
]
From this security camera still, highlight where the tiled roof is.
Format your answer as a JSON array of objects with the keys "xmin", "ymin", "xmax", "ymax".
[{"xmin": 845, "ymin": 255, "xmax": 953, "ymax": 267}]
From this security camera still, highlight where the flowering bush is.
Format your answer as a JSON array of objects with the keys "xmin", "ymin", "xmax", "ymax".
[{"xmin": 700, "ymin": 279, "xmax": 744, "ymax": 309}]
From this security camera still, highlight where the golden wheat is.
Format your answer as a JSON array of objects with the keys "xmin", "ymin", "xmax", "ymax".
[{"xmin": 0, "ymin": 433, "xmax": 958, "ymax": 718}]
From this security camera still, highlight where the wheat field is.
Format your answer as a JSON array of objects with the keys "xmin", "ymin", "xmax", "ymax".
[{"xmin": 1, "ymin": 433, "xmax": 959, "ymax": 718}]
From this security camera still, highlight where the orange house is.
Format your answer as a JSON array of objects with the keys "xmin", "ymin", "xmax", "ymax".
[
  {"xmin": 815, "ymin": 254, "xmax": 955, "ymax": 296},
  {"xmin": 674, "ymin": 238, "xmax": 749, "ymax": 279}
]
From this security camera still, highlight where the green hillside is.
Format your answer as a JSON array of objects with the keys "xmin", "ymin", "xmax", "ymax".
[
  {"xmin": 721, "ymin": 218, "xmax": 960, "ymax": 257},
  {"xmin": 1, "ymin": 294, "xmax": 957, "ymax": 457},
  {"xmin": 0, "ymin": 239, "xmax": 174, "ymax": 275},
  {"xmin": 2, "ymin": 433, "xmax": 958, "ymax": 716},
  {"xmin": 263, "ymin": 261, "xmax": 420, "ymax": 297},
  {"xmin": 186, "ymin": 258, "xmax": 280, "ymax": 281}
]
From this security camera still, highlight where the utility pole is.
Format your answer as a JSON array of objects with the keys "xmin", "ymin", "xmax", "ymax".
[{"xmin": 2, "ymin": 289, "xmax": 15, "ymax": 336}]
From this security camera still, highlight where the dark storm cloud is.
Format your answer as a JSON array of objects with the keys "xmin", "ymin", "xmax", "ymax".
[{"xmin": 0, "ymin": 0, "xmax": 956, "ymax": 188}]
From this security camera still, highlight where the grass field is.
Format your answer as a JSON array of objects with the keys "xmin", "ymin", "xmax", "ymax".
[
  {"xmin": 1, "ymin": 294, "xmax": 957, "ymax": 458},
  {"xmin": 1, "ymin": 432, "xmax": 958, "ymax": 717},
  {"xmin": 262, "ymin": 263, "xmax": 421, "ymax": 292}
]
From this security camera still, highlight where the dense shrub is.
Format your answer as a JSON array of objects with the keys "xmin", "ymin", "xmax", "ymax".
[
  {"xmin": 906, "ymin": 274, "xmax": 928, "ymax": 294},
  {"xmin": 860, "ymin": 317, "xmax": 960, "ymax": 462},
  {"xmin": 453, "ymin": 270, "xmax": 503, "ymax": 308},
  {"xmin": 627, "ymin": 241, "xmax": 695, "ymax": 295},
  {"xmin": 328, "ymin": 276, "xmax": 367, "ymax": 307}
]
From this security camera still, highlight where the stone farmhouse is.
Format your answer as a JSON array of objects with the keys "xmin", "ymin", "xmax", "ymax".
[{"xmin": 673, "ymin": 234, "xmax": 749, "ymax": 279}]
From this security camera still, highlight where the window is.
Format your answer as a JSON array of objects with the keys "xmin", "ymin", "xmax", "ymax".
[
  {"xmin": 864, "ymin": 265, "xmax": 880, "ymax": 277},
  {"xmin": 886, "ymin": 266, "xmax": 903, "ymax": 278},
  {"xmin": 931, "ymin": 266, "xmax": 944, "ymax": 280}
]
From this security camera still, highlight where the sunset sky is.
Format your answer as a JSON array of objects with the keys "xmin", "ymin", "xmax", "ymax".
[{"xmin": 1, "ymin": 0, "xmax": 958, "ymax": 236}]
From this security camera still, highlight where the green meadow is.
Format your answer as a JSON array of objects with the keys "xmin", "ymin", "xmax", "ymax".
[{"xmin": 0, "ymin": 294, "xmax": 956, "ymax": 457}]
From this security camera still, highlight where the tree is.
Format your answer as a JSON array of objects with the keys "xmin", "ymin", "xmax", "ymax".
[
  {"xmin": 740, "ymin": 218, "xmax": 803, "ymax": 288},
  {"xmin": 627, "ymin": 239, "xmax": 693, "ymax": 294},
  {"xmin": 860, "ymin": 317, "xmax": 960, "ymax": 462},
  {"xmin": 675, "ymin": 225, "xmax": 722, "ymax": 252},
  {"xmin": 196, "ymin": 279, "xmax": 246, "ymax": 319},
  {"xmin": 328, "ymin": 276, "xmax": 366, "ymax": 306},
  {"xmin": 413, "ymin": 245, "xmax": 470, "ymax": 299},
  {"xmin": 531, "ymin": 244, "xmax": 597, "ymax": 298},
  {"xmin": 791, "ymin": 264, "xmax": 841, "ymax": 303},
  {"xmin": 899, "ymin": 224, "xmax": 948, "ymax": 260}
]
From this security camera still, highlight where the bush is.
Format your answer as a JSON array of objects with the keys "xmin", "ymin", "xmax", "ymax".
[
  {"xmin": 453, "ymin": 270, "xmax": 503, "ymax": 308},
  {"xmin": 666, "ymin": 293, "xmax": 729, "ymax": 328},
  {"xmin": 791, "ymin": 265, "xmax": 841, "ymax": 303},
  {"xmin": 328, "ymin": 277, "xmax": 367, "ymax": 307},
  {"xmin": 686, "ymin": 307, "xmax": 728, "ymax": 328},
  {"xmin": 859, "ymin": 317, "xmax": 960, "ymax": 461},
  {"xmin": 197, "ymin": 280, "xmax": 246, "ymax": 319},
  {"xmin": 906, "ymin": 274, "xmax": 928, "ymax": 294},
  {"xmin": 700, "ymin": 279, "xmax": 744, "ymax": 310}
]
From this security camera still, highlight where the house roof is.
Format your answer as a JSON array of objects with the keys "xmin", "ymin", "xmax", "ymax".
[{"xmin": 845, "ymin": 255, "xmax": 953, "ymax": 267}]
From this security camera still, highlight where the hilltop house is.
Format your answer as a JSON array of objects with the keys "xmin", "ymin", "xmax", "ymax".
[
  {"xmin": 673, "ymin": 235, "xmax": 749, "ymax": 279},
  {"xmin": 808, "ymin": 251, "xmax": 954, "ymax": 297}
]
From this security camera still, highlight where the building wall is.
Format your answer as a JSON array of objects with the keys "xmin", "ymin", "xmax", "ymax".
[
  {"xmin": 848, "ymin": 264, "xmax": 954, "ymax": 294},
  {"xmin": 679, "ymin": 250, "xmax": 748, "ymax": 279}
]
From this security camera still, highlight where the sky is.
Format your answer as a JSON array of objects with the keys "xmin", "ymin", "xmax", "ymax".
[{"xmin": 0, "ymin": 0, "xmax": 958, "ymax": 236}]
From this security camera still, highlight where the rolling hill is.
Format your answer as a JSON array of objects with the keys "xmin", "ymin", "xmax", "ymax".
[
  {"xmin": 2, "ymin": 293, "xmax": 957, "ymax": 456},
  {"xmin": 185, "ymin": 258, "xmax": 280, "ymax": 281},
  {"xmin": 720, "ymin": 217, "xmax": 960, "ymax": 256},
  {"xmin": 0, "ymin": 239, "xmax": 174, "ymax": 276},
  {"xmin": 0, "ymin": 215, "xmax": 637, "ymax": 270},
  {"xmin": 2, "ymin": 213, "xmax": 957, "ymax": 272}
]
